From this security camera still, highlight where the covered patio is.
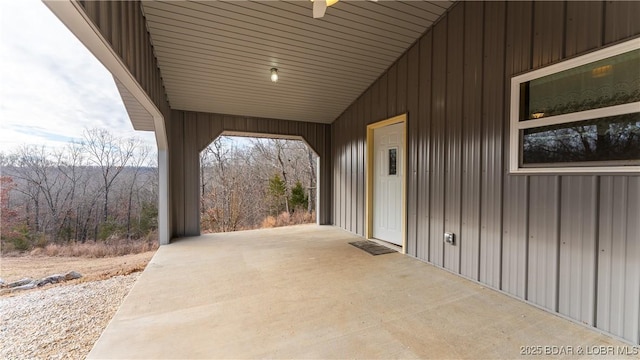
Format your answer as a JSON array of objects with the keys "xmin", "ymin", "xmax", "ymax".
[
  {"xmin": 44, "ymin": 0, "xmax": 639, "ymax": 351},
  {"xmin": 89, "ymin": 225, "xmax": 627, "ymax": 359}
]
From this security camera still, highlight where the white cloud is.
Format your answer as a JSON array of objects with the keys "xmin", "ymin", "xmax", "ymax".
[{"xmin": 0, "ymin": 0, "xmax": 156, "ymax": 153}]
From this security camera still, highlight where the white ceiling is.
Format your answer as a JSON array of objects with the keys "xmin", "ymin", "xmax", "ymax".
[{"xmin": 141, "ymin": 0, "xmax": 453, "ymax": 124}]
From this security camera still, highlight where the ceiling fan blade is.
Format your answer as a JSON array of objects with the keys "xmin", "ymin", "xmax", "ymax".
[{"xmin": 313, "ymin": 0, "xmax": 327, "ymax": 18}]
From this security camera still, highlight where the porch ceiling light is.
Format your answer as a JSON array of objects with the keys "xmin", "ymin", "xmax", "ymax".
[
  {"xmin": 311, "ymin": 0, "xmax": 339, "ymax": 6},
  {"xmin": 270, "ymin": 68, "xmax": 278, "ymax": 83},
  {"xmin": 311, "ymin": 0, "xmax": 339, "ymax": 18}
]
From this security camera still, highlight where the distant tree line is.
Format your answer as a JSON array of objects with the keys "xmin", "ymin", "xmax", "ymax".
[
  {"xmin": 0, "ymin": 131, "xmax": 318, "ymax": 252},
  {"xmin": 1, "ymin": 129, "xmax": 157, "ymax": 252},
  {"xmin": 200, "ymin": 136, "xmax": 317, "ymax": 233}
]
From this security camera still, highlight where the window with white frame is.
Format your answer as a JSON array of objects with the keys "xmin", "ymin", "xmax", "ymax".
[{"xmin": 509, "ymin": 38, "xmax": 640, "ymax": 174}]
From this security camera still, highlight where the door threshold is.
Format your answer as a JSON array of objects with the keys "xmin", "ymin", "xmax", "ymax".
[{"xmin": 368, "ymin": 238, "xmax": 402, "ymax": 253}]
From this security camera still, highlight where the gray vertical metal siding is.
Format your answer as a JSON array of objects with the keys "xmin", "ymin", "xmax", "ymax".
[
  {"xmin": 362, "ymin": 89, "xmax": 372, "ymax": 235},
  {"xmin": 338, "ymin": 111, "xmax": 346, "ymax": 231},
  {"xmin": 604, "ymin": 1, "xmax": 640, "ymax": 45},
  {"xmin": 444, "ymin": 4, "xmax": 464, "ymax": 273},
  {"xmin": 626, "ymin": 178, "xmax": 639, "ymax": 345},
  {"xmin": 370, "ymin": 81, "xmax": 380, "ymax": 128},
  {"xmin": 532, "ymin": 2, "xmax": 565, "ymax": 68},
  {"xmin": 350, "ymin": 105, "xmax": 357, "ymax": 234},
  {"xmin": 335, "ymin": 113, "xmax": 342, "ymax": 229},
  {"xmin": 396, "ymin": 54, "xmax": 408, "ymax": 116},
  {"xmin": 330, "ymin": 0, "xmax": 640, "ymax": 344},
  {"xmin": 565, "ymin": 2, "xmax": 602, "ymax": 56},
  {"xmin": 406, "ymin": 43, "xmax": 420, "ymax": 257},
  {"xmin": 170, "ymin": 110, "xmax": 185, "ymax": 236},
  {"xmin": 183, "ymin": 113, "xmax": 199, "ymax": 235},
  {"xmin": 556, "ymin": 1, "xmax": 604, "ymax": 328},
  {"xmin": 478, "ymin": 1, "xmax": 505, "ymax": 289},
  {"xmin": 527, "ymin": 1, "xmax": 564, "ymax": 312},
  {"xmin": 195, "ymin": 113, "xmax": 211, "ymax": 151},
  {"xmin": 333, "ymin": 117, "xmax": 339, "ymax": 228},
  {"xmin": 345, "ymin": 108, "xmax": 353, "ymax": 233},
  {"xmin": 460, "ymin": 1, "xmax": 483, "ymax": 281},
  {"xmin": 429, "ymin": 17, "xmax": 447, "ymax": 268},
  {"xmin": 559, "ymin": 177, "xmax": 598, "ymax": 325},
  {"xmin": 323, "ymin": 126, "xmax": 333, "ymax": 227},
  {"xmin": 387, "ymin": 64, "xmax": 398, "ymax": 119},
  {"xmin": 417, "ymin": 33, "xmax": 433, "ymax": 262},
  {"xmin": 501, "ymin": 175, "xmax": 529, "ymax": 298},
  {"xmin": 502, "ymin": 1, "xmax": 532, "ymax": 300},
  {"xmin": 597, "ymin": 177, "xmax": 640, "ymax": 343},
  {"xmin": 528, "ymin": 176, "xmax": 560, "ymax": 311},
  {"xmin": 356, "ymin": 98, "xmax": 365, "ymax": 236},
  {"xmin": 340, "ymin": 111, "xmax": 347, "ymax": 230},
  {"xmin": 351, "ymin": 105, "xmax": 358, "ymax": 234},
  {"xmin": 379, "ymin": 73, "xmax": 388, "ymax": 120}
]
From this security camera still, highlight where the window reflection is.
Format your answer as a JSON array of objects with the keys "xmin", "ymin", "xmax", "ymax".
[
  {"xmin": 389, "ymin": 148, "xmax": 397, "ymax": 175},
  {"xmin": 520, "ymin": 49, "xmax": 640, "ymax": 120},
  {"xmin": 522, "ymin": 113, "xmax": 640, "ymax": 165}
]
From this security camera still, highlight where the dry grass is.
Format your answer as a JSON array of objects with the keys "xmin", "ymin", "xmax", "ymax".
[
  {"xmin": 261, "ymin": 211, "xmax": 316, "ymax": 229},
  {"xmin": 28, "ymin": 238, "xmax": 158, "ymax": 258}
]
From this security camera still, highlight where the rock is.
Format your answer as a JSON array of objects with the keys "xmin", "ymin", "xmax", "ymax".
[
  {"xmin": 11, "ymin": 283, "xmax": 37, "ymax": 292},
  {"xmin": 8, "ymin": 278, "xmax": 33, "ymax": 288},
  {"xmin": 0, "ymin": 278, "xmax": 5, "ymax": 287},
  {"xmin": 35, "ymin": 274, "xmax": 65, "ymax": 287},
  {"xmin": 3, "ymin": 272, "xmax": 83, "ymax": 293},
  {"xmin": 64, "ymin": 271, "xmax": 82, "ymax": 281}
]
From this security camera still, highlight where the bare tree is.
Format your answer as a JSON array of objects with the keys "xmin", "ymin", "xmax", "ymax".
[
  {"xmin": 82, "ymin": 129, "xmax": 137, "ymax": 223},
  {"xmin": 1, "ymin": 128, "xmax": 159, "ymax": 251},
  {"xmin": 122, "ymin": 144, "xmax": 151, "ymax": 239},
  {"xmin": 199, "ymin": 136, "xmax": 318, "ymax": 233},
  {"xmin": 10, "ymin": 146, "xmax": 66, "ymax": 242},
  {"xmin": 55, "ymin": 142, "xmax": 86, "ymax": 242}
]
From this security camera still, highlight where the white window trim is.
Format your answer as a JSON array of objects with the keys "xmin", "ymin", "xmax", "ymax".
[{"xmin": 509, "ymin": 38, "xmax": 640, "ymax": 174}]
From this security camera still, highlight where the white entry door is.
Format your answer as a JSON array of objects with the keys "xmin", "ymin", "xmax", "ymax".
[{"xmin": 372, "ymin": 122, "xmax": 404, "ymax": 246}]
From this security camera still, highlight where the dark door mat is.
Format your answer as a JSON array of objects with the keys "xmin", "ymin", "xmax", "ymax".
[{"xmin": 349, "ymin": 240, "xmax": 397, "ymax": 255}]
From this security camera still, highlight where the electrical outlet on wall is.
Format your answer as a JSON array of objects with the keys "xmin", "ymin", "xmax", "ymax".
[{"xmin": 444, "ymin": 232, "xmax": 455, "ymax": 245}]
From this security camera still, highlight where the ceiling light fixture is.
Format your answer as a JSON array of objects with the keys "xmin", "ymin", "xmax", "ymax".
[
  {"xmin": 270, "ymin": 68, "xmax": 278, "ymax": 83},
  {"xmin": 311, "ymin": 0, "xmax": 339, "ymax": 18},
  {"xmin": 310, "ymin": 0, "xmax": 339, "ymax": 5}
]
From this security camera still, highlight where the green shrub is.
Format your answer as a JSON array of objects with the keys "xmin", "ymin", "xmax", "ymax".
[
  {"xmin": 139, "ymin": 202, "xmax": 158, "ymax": 233},
  {"xmin": 98, "ymin": 218, "xmax": 121, "ymax": 241},
  {"xmin": 268, "ymin": 174, "xmax": 287, "ymax": 215},
  {"xmin": 289, "ymin": 181, "xmax": 308, "ymax": 211},
  {"xmin": 7, "ymin": 224, "xmax": 32, "ymax": 252}
]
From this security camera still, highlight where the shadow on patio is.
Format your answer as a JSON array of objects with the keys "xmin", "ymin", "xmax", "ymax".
[{"xmin": 89, "ymin": 225, "xmax": 626, "ymax": 359}]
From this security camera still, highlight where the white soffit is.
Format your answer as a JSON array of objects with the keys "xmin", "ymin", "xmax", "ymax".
[
  {"xmin": 141, "ymin": 0, "xmax": 453, "ymax": 124},
  {"xmin": 114, "ymin": 77, "xmax": 155, "ymax": 131}
]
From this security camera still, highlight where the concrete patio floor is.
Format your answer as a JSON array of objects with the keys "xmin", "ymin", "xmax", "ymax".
[{"xmin": 89, "ymin": 225, "xmax": 630, "ymax": 359}]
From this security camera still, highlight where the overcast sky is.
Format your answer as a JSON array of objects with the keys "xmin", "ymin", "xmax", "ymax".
[{"xmin": 0, "ymin": 0, "xmax": 156, "ymax": 153}]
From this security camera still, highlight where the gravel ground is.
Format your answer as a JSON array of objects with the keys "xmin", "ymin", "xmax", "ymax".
[{"xmin": 0, "ymin": 273, "xmax": 140, "ymax": 360}]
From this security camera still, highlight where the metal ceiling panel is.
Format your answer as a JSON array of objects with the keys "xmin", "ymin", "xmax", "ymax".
[{"xmin": 141, "ymin": 0, "xmax": 453, "ymax": 124}]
